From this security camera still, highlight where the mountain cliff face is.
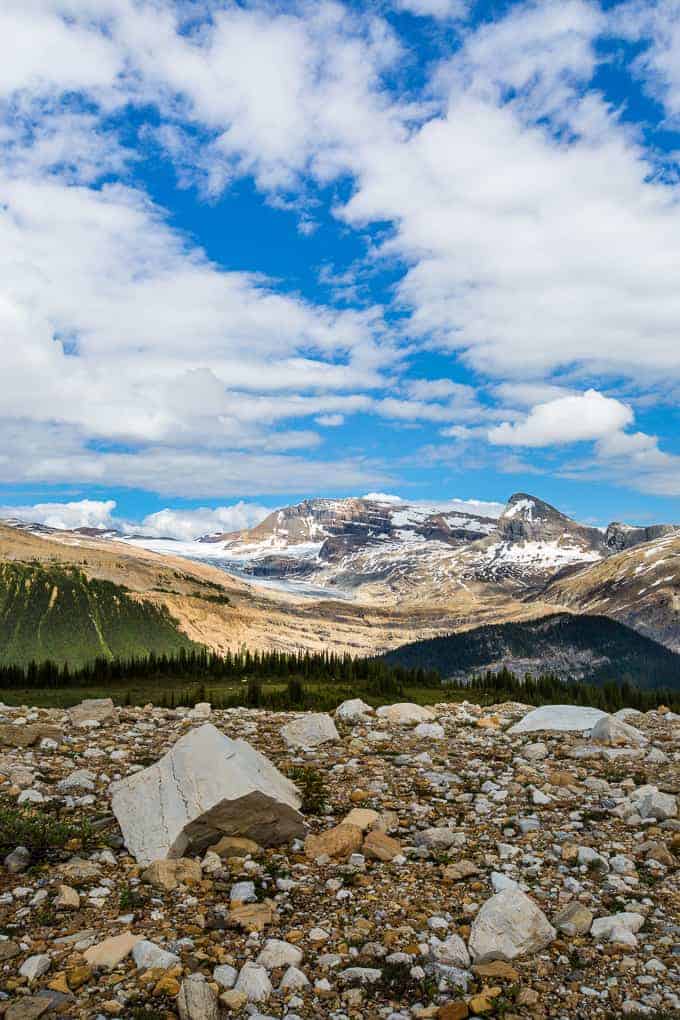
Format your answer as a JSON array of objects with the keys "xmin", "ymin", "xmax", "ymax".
[
  {"xmin": 207, "ymin": 492, "xmax": 609, "ymax": 593},
  {"xmin": 191, "ymin": 492, "xmax": 679, "ymax": 650}
]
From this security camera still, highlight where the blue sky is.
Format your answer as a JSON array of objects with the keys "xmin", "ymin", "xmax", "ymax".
[{"xmin": 1, "ymin": 0, "xmax": 680, "ymax": 538}]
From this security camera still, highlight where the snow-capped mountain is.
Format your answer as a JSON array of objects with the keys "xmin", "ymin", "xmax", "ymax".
[
  {"xmin": 2, "ymin": 491, "xmax": 678, "ymax": 653},
  {"xmin": 190, "ymin": 492, "xmax": 658, "ymax": 596}
]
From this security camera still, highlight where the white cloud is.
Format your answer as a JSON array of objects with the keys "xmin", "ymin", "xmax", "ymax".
[
  {"xmin": 315, "ymin": 413, "xmax": 345, "ymax": 427},
  {"xmin": 615, "ymin": 0, "xmax": 680, "ymax": 120},
  {"xmin": 488, "ymin": 390, "xmax": 634, "ymax": 447},
  {"xmin": 394, "ymin": 0, "xmax": 470, "ymax": 20},
  {"xmin": 0, "ymin": 0, "xmax": 678, "ymax": 504},
  {"xmin": 361, "ymin": 491, "xmax": 404, "ymax": 502},
  {"xmin": 0, "ymin": 499, "xmax": 118, "ymax": 531},
  {"xmin": 0, "ymin": 497, "xmax": 272, "ymax": 540},
  {"xmin": 138, "ymin": 504, "xmax": 271, "ymax": 540}
]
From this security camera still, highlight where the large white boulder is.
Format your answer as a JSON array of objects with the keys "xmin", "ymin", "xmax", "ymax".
[
  {"xmin": 280, "ymin": 713, "xmax": 339, "ymax": 748},
  {"xmin": 509, "ymin": 705, "xmax": 608, "ymax": 735},
  {"xmin": 335, "ymin": 699, "xmax": 374, "ymax": 723},
  {"xmin": 590, "ymin": 715, "xmax": 647, "ymax": 747},
  {"xmin": 375, "ymin": 703, "xmax": 437, "ymax": 725},
  {"xmin": 111, "ymin": 723, "xmax": 306, "ymax": 865},
  {"xmin": 468, "ymin": 888, "xmax": 556, "ymax": 963}
]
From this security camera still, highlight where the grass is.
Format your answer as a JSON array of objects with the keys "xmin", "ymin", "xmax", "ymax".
[
  {"xmin": 0, "ymin": 561, "xmax": 199, "ymax": 669},
  {"xmin": 0, "ymin": 679, "xmax": 472, "ymax": 710},
  {"xmin": 0, "ymin": 796, "xmax": 97, "ymax": 864},
  {"xmin": 285, "ymin": 765, "xmax": 328, "ymax": 814}
]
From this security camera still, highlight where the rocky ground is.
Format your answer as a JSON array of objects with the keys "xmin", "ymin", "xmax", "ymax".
[{"xmin": 0, "ymin": 696, "xmax": 678, "ymax": 1020}]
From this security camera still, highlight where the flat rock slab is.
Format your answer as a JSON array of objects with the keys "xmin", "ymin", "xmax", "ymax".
[
  {"xmin": 68, "ymin": 698, "xmax": 116, "ymax": 726},
  {"xmin": 111, "ymin": 723, "xmax": 306, "ymax": 865},
  {"xmin": 84, "ymin": 931, "xmax": 141, "ymax": 971},
  {"xmin": 509, "ymin": 705, "xmax": 608, "ymax": 734},
  {"xmin": 0, "ymin": 724, "xmax": 62, "ymax": 748}
]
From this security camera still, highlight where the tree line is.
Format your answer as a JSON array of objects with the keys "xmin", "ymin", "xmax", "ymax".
[{"xmin": 1, "ymin": 646, "xmax": 677, "ymax": 713}]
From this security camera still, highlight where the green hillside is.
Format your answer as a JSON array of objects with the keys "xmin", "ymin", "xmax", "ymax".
[
  {"xmin": 381, "ymin": 612, "xmax": 680, "ymax": 690},
  {"xmin": 0, "ymin": 561, "xmax": 199, "ymax": 668}
]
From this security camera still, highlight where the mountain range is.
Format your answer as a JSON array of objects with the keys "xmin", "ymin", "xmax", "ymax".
[{"xmin": 1, "ymin": 491, "xmax": 678, "ymax": 669}]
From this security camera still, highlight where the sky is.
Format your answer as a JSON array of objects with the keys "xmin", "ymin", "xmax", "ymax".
[{"xmin": 2, "ymin": 0, "xmax": 680, "ymax": 539}]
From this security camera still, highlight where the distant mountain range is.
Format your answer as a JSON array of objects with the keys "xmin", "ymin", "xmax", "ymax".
[{"xmin": 1, "ymin": 491, "xmax": 678, "ymax": 669}]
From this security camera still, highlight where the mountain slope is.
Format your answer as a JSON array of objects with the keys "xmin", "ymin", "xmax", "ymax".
[
  {"xmin": 543, "ymin": 531, "xmax": 680, "ymax": 653},
  {"xmin": 0, "ymin": 562, "xmax": 200, "ymax": 668},
  {"xmin": 381, "ymin": 612, "xmax": 680, "ymax": 689}
]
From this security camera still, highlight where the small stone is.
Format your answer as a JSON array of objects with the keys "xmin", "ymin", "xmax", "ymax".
[
  {"xmin": 20, "ymin": 955, "xmax": 51, "ymax": 983},
  {"xmin": 4, "ymin": 846, "xmax": 31, "ymax": 874},
  {"xmin": 65, "ymin": 965, "xmax": 91, "ymax": 990},
  {"xmin": 84, "ymin": 931, "xmax": 140, "ymax": 971},
  {"xmin": 220, "ymin": 989, "xmax": 247, "ymax": 1011},
  {"xmin": 305, "ymin": 823, "xmax": 363, "ymax": 860},
  {"xmin": 154, "ymin": 974, "xmax": 181, "ymax": 996},
  {"xmin": 469, "ymin": 889, "xmax": 556, "ymax": 963},
  {"xmin": 54, "ymin": 884, "xmax": 80, "ymax": 910},
  {"xmin": 554, "ymin": 901, "xmax": 594, "ymax": 936},
  {"xmin": 178, "ymin": 973, "xmax": 219, "ymax": 1020},
  {"xmin": 234, "ymin": 961, "xmax": 272, "ymax": 1002},
  {"xmin": 256, "ymin": 938, "xmax": 303, "ymax": 970},
  {"xmin": 439, "ymin": 1005, "xmax": 469, "ymax": 1020},
  {"xmin": 213, "ymin": 964, "xmax": 238, "ymax": 989},
  {"xmin": 132, "ymin": 939, "xmax": 180, "ymax": 971},
  {"xmin": 142, "ymin": 857, "xmax": 202, "ymax": 891},
  {"xmin": 363, "ymin": 830, "xmax": 402, "ymax": 861}
]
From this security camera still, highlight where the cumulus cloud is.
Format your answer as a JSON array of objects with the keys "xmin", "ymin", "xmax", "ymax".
[
  {"xmin": 138, "ymin": 504, "xmax": 271, "ymax": 540},
  {"xmin": 0, "ymin": 0, "xmax": 678, "ymax": 504},
  {"xmin": 488, "ymin": 390, "xmax": 634, "ymax": 447},
  {"xmin": 0, "ymin": 499, "xmax": 118, "ymax": 531},
  {"xmin": 0, "ymin": 498, "xmax": 272, "ymax": 540}
]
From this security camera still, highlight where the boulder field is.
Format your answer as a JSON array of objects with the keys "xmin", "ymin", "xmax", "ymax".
[{"xmin": 0, "ymin": 697, "xmax": 678, "ymax": 1019}]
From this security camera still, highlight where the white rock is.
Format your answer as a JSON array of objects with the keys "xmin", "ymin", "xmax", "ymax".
[
  {"xmin": 279, "ymin": 965, "xmax": 309, "ymax": 990},
  {"xmin": 230, "ymin": 881, "xmax": 257, "ymax": 903},
  {"xmin": 19, "ymin": 954, "xmax": 51, "ymax": 981},
  {"xmin": 491, "ymin": 872, "xmax": 520, "ymax": 893},
  {"xmin": 132, "ymin": 940, "xmax": 180, "ymax": 971},
  {"xmin": 335, "ymin": 699, "xmax": 374, "ymax": 723},
  {"xmin": 280, "ymin": 713, "xmax": 339, "ymax": 748},
  {"xmin": 430, "ymin": 934, "xmax": 470, "ymax": 968},
  {"xmin": 57, "ymin": 769, "xmax": 95, "ymax": 793},
  {"xmin": 235, "ymin": 961, "xmax": 273, "ymax": 1002},
  {"xmin": 509, "ymin": 705, "xmax": 608, "ymax": 734},
  {"xmin": 68, "ymin": 698, "xmax": 116, "ymax": 726},
  {"xmin": 256, "ymin": 939, "xmax": 303, "ymax": 970},
  {"xmin": 523, "ymin": 741, "xmax": 548, "ymax": 760},
  {"xmin": 188, "ymin": 702, "xmax": 211, "ymax": 720},
  {"xmin": 590, "ymin": 715, "xmax": 647, "ymax": 747},
  {"xmin": 469, "ymin": 888, "xmax": 556, "ymax": 962},
  {"xmin": 375, "ymin": 703, "xmax": 436, "ymax": 725},
  {"xmin": 178, "ymin": 973, "xmax": 218, "ymax": 1020},
  {"xmin": 591, "ymin": 912, "xmax": 645, "ymax": 941},
  {"xmin": 213, "ymin": 964, "xmax": 237, "ymax": 988},
  {"xmin": 630, "ymin": 785, "xmax": 677, "ymax": 821},
  {"xmin": 414, "ymin": 722, "xmax": 445, "ymax": 739},
  {"xmin": 18, "ymin": 790, "xmax": 45, "ymax": 805},
  {"xmin": 110, "ymin": 723, "xmax": 306, "ymax": 865}
]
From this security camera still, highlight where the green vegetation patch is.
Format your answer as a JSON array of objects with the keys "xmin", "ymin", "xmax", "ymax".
[{"xmin": 0, "ymin": 561, "xmax": 199, "ymax": 669}]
